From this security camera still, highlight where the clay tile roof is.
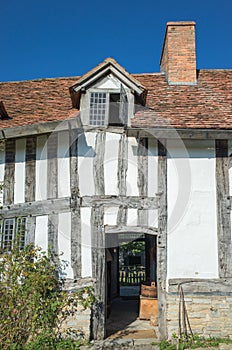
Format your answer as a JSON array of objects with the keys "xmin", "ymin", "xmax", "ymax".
[
  {"xmin": 0, "ymin": 69, "xmax": 232, "ymax": 131},
  {"xmin": 132, "ymin": 70, "xmax": 232, "ymax": 130},
  {"xmin": 0, "ymin": 77, "xmax": 80, "ymax": 129}
]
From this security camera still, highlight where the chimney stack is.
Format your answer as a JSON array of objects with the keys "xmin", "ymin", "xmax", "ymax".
[{"xmin": 160, "ymin": 21, "xmax": 197, "ymax": 85}]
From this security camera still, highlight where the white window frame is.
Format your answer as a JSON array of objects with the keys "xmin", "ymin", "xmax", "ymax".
[
  {"xmin": 0, "ymin": 217, "xmax": 27, "ymax": 251},
  {"xmin": 89, "ymin": 91, "xmax": 109, "ymax": 126}
]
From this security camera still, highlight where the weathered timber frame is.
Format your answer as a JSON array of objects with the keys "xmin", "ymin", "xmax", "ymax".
[
  {"xmin": 157, "ymin": 139, "xmax": 168, "ymax": 339},
  {"xmin": 215, "ymin": 140, "xmax": 232, "ymax": 277}
]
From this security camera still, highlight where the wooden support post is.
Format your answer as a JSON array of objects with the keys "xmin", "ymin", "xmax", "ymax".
[
  {"xmin": 69, "ymin": 126, "xmax": 82, "ymax": 278},
  {"xmin": 157, "ymin": 139, "xmax": 168, "ymax": 339},
  {"xmin": 4, "ymin": 139, "xmax": 15, "ymax": 205},
  {"xmin": 117, "ymin": 132, "xmax": 128, "ymax": 225},
  {"xmin": 25, "ymin": 216, "xmax": 36, "ymax": 245},
  {"xmin": 47, "ymin": 133, "xmax": 58, "ymax": 199},
  {"xmin": 25, "ymin": 137, "xmax": 36, "ymax": 202},
  {"xmin": 48, "ymin": 213, "xmax": 59, "ymax": 256},
  {"xmin": 216, "ymin": 140, "xmax": 232, "ymax": 277},
  {"xmin": 91, "ymin": 206, "xmax": 106, "ymax": 340},
  {"xmin": 117, "ymin": 132, "xmax": 128, "ymax": 196},
  {"xmin": 137, "ymin": 135, "xmax": 148, "ymax": 226},
  {"xmin": 94, "ymin": 131, "xmax": 105, "ymax": 195}
]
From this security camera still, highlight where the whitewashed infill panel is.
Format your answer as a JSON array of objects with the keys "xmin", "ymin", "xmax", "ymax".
[
  {"xmin": 78, "ymin": 132, "xmax": 96, "ymax": 196},
  {"xmin": 127, "ymin": 137, "xmax": 139, "ymax": 196},
  {"xmin": 58, "ymin": 212, "xmax": 73, "ymax": 279},
  {"xmin": 36, "ymin": 135, "xmax": 47, "ymax": 201},
  {"xmin": 148, "ymin": 209, "xmax": 158, "ymax": 228},
  {"xmin": 35, "ymin": 215, "xmax": 48, "ymax": 252},
  {"xmin": 14, "ymin": 138, "xmax": 26, "ymax": 204},
  {"xmin": 104, "ymin": 206, "xmax": 118, "ymax": 226},
  {"xmin": 104, "ymin": 132, "xmax": 120, "ymax": 195},
  {"xmin": 127, "ymin": 208, "xmax": 138, "ymax": 226},
  {"xmin": 58, "ymin": 131, "xmax": 71, "ymax": 198},
  {"xmin": 148, "ymin": 138, "xmax": 158, "ymax": 197},
  {"xmin": 0, "ymin": 146, "xmax": 5, "ymax": 204},
  {"xmin": 228, "ymin": 140, "xmax": 232, "ymax": 196},
  {"xmin": 167, "ymin": 139, "xmax": 218, "ymax": 279},
  {"xmin": 81, "ymin": 207, "xmax": 92, "ymax": 278}
]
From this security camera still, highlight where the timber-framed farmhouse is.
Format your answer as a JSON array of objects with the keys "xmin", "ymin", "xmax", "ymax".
[{"xmin": 0, "ymin": 21, "xmax": 232, "ymax": 340}]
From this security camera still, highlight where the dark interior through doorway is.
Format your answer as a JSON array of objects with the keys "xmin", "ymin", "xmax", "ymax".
[{"xmin": 106, "ymin": 232, "xmax": 157, "ymax": 338}]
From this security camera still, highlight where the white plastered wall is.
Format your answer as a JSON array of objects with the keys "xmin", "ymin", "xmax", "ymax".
[
  {"xmin": 104, "ymin": 132, "xmax": 120, "ymax": 195},
  {"xmin": 228, "ymin": 140, "xmax": 232, "ymax": 196},
  {"xmin": 78, "ymin": 132, "xmax": 96, "ymax": 196},
  {"xmin": 57, "ymin": 131, "xmax": 71, "ymax": 198},
  {"xmin": 35, "ymin": 215, "xmax": 48, "ymax": 252},
  {"xmin": 167, "ymin": 140, "xmax": 218, "ymax": 279},
  {"xmin": 0, "ymin": 145, "xmax": 5, "ymax": 205},
  {"xmin": 58, "ymin": 212, "xmax": 73, "ymax": 279},
  {"xmin": 14, "ymin": 138, "xmax": 26, "ymax": 204},
  {"xmin": 148, "ymin": 138, "xmax": 158, "ymax": 228},
  {"xmin": 228, "ymin": 141, "xmax": 232, "ymax": 243},
  {"xmin": 81, "ymin": 207, "xmax": 92, "ymax": 278},
  {"xmin": 127, "ymin": 137, "xmax": 139, "ymax": 196}
]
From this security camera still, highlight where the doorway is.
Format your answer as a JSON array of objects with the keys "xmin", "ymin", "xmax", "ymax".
[{"xmin": 106, "ymin": 232, "xmax": 157, "ymax": 338}]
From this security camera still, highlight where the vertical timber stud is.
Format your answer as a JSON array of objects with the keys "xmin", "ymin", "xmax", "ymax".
[
  {"xmin": 117, "ymin": 132, "xmax": 128, "ymax": 225},
  {"xmin": 69, "ymin": 126, "xmax": 81, "ymax": 278},
  {"xmin": 91, "ymin": 206, "xmax": 106, "ymax": 340},
  {"xmin": 25, "ymin": 137, "xmax": 36, "ymax": 202},
  {"xmin": 47, "ymin": 133, "xmax": 58, "ymax": 199},
  {"xmin": 25, "ymin": 216, "xmax": 36, "ymax": 245},
  {"xmin": 157, "ymin": 139, "xmax": 168, "ymax": 339},
  {"xmin": 48, "ymin": 214, "xmax": 59, "ymax": 257},
  {"xmin": 137, "ymin": 135, "xmax": 148, "ymax": 226},
  {"xmin": 94, "ymin": 131, "xmax": 105, "ymax": 195},
  {"xmin": 216, "ymin": 140, "xmax": 232, "ymax": 277},
  {"xmin": 4, "ymin": 139, "xmax": 15, "ymax": 205}
]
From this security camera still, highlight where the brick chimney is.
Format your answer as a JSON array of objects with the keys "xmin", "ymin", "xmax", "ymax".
[{"xmin": 160, "ymin": 21, "xmax": 197, "ymax": 85}]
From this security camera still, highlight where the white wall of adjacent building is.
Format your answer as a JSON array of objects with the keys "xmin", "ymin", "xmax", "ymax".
[{"xmin": 167, "ymin": 140, "xmax": 218, "ymax": 279}]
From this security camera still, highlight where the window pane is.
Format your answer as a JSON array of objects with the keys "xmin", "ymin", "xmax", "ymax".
[
  {"xmin": 16, "ymin": 217, "xmax": 26, "ymax": 250},
  {"xmin": 89, "ymin": 92, "xmax": 107, "ymax": 126},
  {"xmin": 2, "ymin": 219, "xmax": 15, "ymax": 251}
]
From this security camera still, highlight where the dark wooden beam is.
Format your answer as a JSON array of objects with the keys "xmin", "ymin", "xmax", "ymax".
[
  {"xmin": 137, "ymin": 135, "xmax": 148, "ymax": 226},
  {"xmin": 25, "ymin": 137, "xmax": 36, "ymax": 202},
  {"xmin": 69, "ymin": 125, "xmax": 82, "ymax": 278},
  {"xmin": 215, "ymin": 140, "xmax": 232, "ymax": 277},
  {"xmin": 47, "ymin": 133, "xmax": 58, "ymax": 199},
  {"xmin": 91, "ymin": 206, "xmax": 106, "ymax": 340},
  {"xmin": 82, "ymin": 195, "xmax": 158, "ymax": 209},
  {"xmin": 93, "ymin": 131, "xmax": 105, "ymax": 195},
  {"xmin": 1, "ymin": 197, "xmax": 71, "ymax": 217},
  {"xmin": 3, "ymin": 139, "xmax": 15, "ymax": 205},
  {"xmin": 169, "ymin": 278, "xmax": 232, "ymax": 294},
  {"xmin": 48, "ymin": 213, "xmax": 59, "ymax": 256},
  {"xmin": 157, "ymin": 139, "xmax": 168, "ymax": 339}
]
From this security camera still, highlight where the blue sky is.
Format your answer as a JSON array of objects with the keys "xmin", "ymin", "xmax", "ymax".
[{"xmin": 1, "ymin": 0, "xmax": 232, "ymax": 82}]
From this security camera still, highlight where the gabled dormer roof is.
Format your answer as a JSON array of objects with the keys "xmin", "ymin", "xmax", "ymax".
[{"xmin": 69, "ymin": 58, "xmax": 147, "ymax": 109}]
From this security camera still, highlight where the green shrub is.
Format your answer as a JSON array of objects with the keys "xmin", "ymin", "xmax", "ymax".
[{"xmin": 0, "ymin": 241, "xmax": 94, "ymax": 349}]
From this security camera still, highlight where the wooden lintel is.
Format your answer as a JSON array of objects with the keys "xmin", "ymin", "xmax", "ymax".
[
  {"xmin": 81, "ymin": 195, "xmax": 158, "ymax": 209},
  {"xmin": 128, "ymin": 128, "xmax": 232, "ymax": 140},
  {"xmin": 1, "ymin": 197, "xmax": 71, "ymax": 217},
  {"xmin": 105, "ymin": 225, "xmax": 157, "ymax": 235},
  {"xmin": 169, "ymin": 278, "xmax": 232, "ymax": 294}
]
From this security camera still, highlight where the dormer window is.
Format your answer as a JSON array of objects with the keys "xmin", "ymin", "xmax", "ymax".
[
  {"xmin": 89, "ymin": 87, "xmax": 127, "ymax": 127},
  {"xmin": 69, "ymin": 58, "xmax": 147, "ymax": 127}
]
